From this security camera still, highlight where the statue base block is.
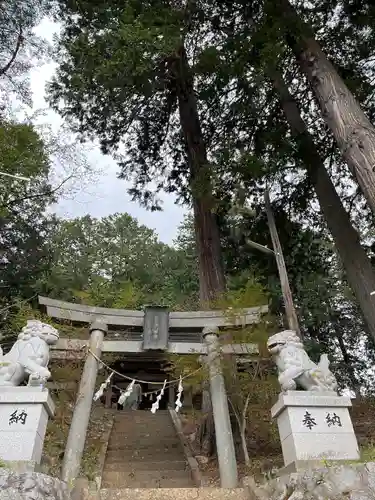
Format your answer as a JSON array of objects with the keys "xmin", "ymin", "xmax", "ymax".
[
  {"xmin": 271, "ymin": 391, "xmax": 360, "ymax": 468},
  {"xmin": 0, "ymin": 386, "xmax": 54, "ymax": 463}
]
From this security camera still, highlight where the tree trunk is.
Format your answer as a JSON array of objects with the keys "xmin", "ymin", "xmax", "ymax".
[
  {"xmin": 172, "ymin": 44, "xmax": 227, "ymax": 454},
  {"xmin": 264, "ymin": 189, "xmax": 301, "ymax": 338},
  {"xmin": 277, "ymin": 0, "xmax": 375, "ymax": 215},
  {"xmin": 332, "ymin": 321, "xmax": 361, "ymax": 397},
  {"xmin": 173, "ymin": 46, "xmax": 226, "ymax": 306},
  {"xmin": 268, "ymin": 66, "xmax": 375, "ymax": 343},
  {"xmin": 199, "ymin": 383, "xmax": 215, "ymax": 456}
]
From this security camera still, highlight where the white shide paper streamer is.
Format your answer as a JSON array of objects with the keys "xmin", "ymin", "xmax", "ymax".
[
  {"xmin": 151, "ymin": 379, "xmax": 167, "ymax": 414},
  {"xmin": 118, "ymin": 380, "xmax": 135, "ymax": 406},
  {"xmin": 175, "ymin": 375, "xmax": 183, "ymax": 412},
  {"xmin": 93, "ymin": 372, "xmax": 114, "ymax": 401}
]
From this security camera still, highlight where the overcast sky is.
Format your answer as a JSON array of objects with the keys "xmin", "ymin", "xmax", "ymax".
[{"xmin": 29, "ymin": 18, "xmax": 186, "ymax": 245}]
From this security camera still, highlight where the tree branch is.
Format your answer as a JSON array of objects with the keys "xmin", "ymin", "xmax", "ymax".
[
  {"xmin": 0, "ymin": 175, "xmax": 74, "ymax": 211},
  {"xmin": 0, "ymin": 26, "xmax": 23, "ymax": 77}
]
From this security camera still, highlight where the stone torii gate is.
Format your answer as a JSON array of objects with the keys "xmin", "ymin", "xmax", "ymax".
[{"xmin": 38, "ymin": 296, "xmax": 268, "ymax": 488}]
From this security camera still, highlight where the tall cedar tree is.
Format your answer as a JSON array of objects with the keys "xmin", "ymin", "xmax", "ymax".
[
  {"xmin": 48, "ymin": 1, "xmax": 226, "ymax": 307},
  {"xmin": 268, "ymin": 66, "xmax": 375, "ymax": 342},
  {"xmin": 272, "ymin": 0, "xmax": 375, "ymax": 215}
]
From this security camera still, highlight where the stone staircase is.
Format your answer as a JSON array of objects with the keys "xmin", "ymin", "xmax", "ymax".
[
  {"xmin": 97, "ymin": 410, "xmax": 250, "ymax": 499},
  {"xmin": 101, "ymin": 410, "xmax": 195, "ymax": 488}
]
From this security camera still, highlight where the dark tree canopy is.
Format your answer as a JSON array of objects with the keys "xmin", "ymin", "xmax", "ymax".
[{"xmin": 49, "ymin": 1, "xmax": 200, "ymax": 208}]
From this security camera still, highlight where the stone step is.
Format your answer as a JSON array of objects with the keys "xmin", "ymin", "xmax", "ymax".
[
  {"xmin": 112, "ymin": 422, "xmax": 175, "ymax": 426},
  {"xmin": 108, "ymin": 437, "xmax": 178, "ymax": 444},
  {"xmin": 108, "ymin": 434, "xmax": 181, "ymax": 440},
  {"xmin": 106, "ymin": 446, "xmax": 185, "ymax": 462},
  {"xmin": 110, "ymin": 429, "xmax": 177, "ymax": 436},
  {"xmin": 105, "ymin": 456, "xmax": 185, "ymax": 463},
  {"xmin": 107, "ymin": 442, "xmax": 183, "ymax": 451},
  {"xmin": 116, "ymin": 410, "xmax": 170, "ymax": 414},
  {"xmin": 103, "ymin": 461, "xmax": 189, "ymax": 472},
  {"xmin": 97, "ymin": 488, "xmax": 249, "ymax": 500},
  {"xmin": 105, "ymin": 453, "xmax": 185, "ymax": 464},
  {"xmin": 111, "ymin": 424, "xmax": 173, "ymax": 430},
  {"xmin": 115, "ymin": 411, "xmax": 171, "ymax": 423},
  {"xmin": 114, "ymin": 413, "xmax": 171, "ymax": 421},
  {"xmin": 106, "ymin": 442, "xmax": 182, "ymax": 451},
  {"xmin": 107, "ymin": 441, "xmax": 182, "ymax": 449},
  {"xmin": 113, "ymin": 422, "xmax": 175, "ymax": 427},
  {"xmin": 108, "ymin": 432, "xmax": 179, "ymax": 440},
  {"xmin": 108, "ymin": 436, "xmax": 180, "ymax": 442},
  {"xmin": 111, "ymin": 425, "xmax": 176, "ymax": 432},
  {"xmin": 114, "ymin": 416, "xmax": 172, "ymax": 420},
  {"xmin": 101, "ymin": 470, "xmax": 194, "ymax": 488},
  {"xmin": 110, "ymin": 434, "xmax": 178, "ymax": 441},
  {"xmin": 114, "ymin": 414, "xmax": 171, "ymax": 419},
  {"xmin": 110, "ymin": 429, "xmax": 177, "ymax": 437},
  {"xmin": 105, "ymin": 451, "xmax": 183, "ymax": 461},
  {"xmin": 114, "ymin": 416, "xmax": 172, "ymax": 419}
]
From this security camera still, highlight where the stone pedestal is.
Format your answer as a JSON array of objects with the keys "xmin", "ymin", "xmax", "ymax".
[
  {"xmin": 271, "ymin": 391, "xmax": 359, "ymax": 471},
  {"xmin": 0, "ymin": 386, "xmax": 54, "ymax": 464}
]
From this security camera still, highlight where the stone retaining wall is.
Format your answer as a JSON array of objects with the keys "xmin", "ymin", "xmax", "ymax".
[
  {"xmin": 3, "ymin": 462, "xmax": 375, "ymax": 500},
  {"xmin": 244, "ymin": 462, "xmax": 375, "ymax": 499},
  {"xmin": 0, "ymin": 470, "xmax": 70, "ymax": 500}
]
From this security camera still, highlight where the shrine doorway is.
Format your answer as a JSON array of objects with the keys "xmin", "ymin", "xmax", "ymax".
[{"xmin": 100, "ymin": 355, "xmax": 177, "ymax": 411}]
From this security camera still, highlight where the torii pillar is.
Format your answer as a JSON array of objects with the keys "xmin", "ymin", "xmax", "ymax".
[
  {"xmin": 203, "ymin": 327, "xmax": 238, "ymax": 488},
  {"xmin": 61, "ymin": 320, "xmax": 107, "ymax": 485}
]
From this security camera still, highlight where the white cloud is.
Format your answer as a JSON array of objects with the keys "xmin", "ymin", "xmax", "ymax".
[{"xmin": 26, "ymin": 18, "xmax": 186, "ymax": 245}]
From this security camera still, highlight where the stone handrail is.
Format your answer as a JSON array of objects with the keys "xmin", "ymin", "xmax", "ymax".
[{"xmin": 168, "ymin": 408, "xmax": 204, "ymax": 487}]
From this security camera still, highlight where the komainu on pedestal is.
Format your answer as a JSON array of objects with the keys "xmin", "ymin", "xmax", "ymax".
[
  {"xmin": 268, "ymin": 330, "xmax": 359, "ymax": 470},
  {"xmin": 0, "ymin": 319, "xmax": 59, "ymax": 387},
  {"xmin": 267, "ymin": 329, "xmax": 338, "ymax": 393}
]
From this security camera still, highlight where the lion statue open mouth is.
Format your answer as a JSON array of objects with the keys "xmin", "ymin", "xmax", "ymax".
[
  {"xmin": 0, "ymin": 319, "xmax": 59, "ymax": 387},
  {"xmin": 267, "ymin": 330, "xmax": 338, "ymax": 393}
]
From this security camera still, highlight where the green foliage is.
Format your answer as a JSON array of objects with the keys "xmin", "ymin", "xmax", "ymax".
[
  {"xmin": 216, "ymin": 277, "xmax": 269, "ymax": 310},
  {"xmin": 167, "ymin": 353, "xmax": 205, "ymax": 393},
  {"xmin": 0, "ymin": 119, "xmax": 55, "ymax": 345},
  {"xmin": 168, "ymin": 278, "xmax": 271, "ymax": 395},
  {"xmin": 45, "ymin": 212, "xmax": 200, "ymax": 310},
  {"xmin": 1, "ymin": 301, "xmax": 42, "ymax": 341},
  {"xmin": 360, "ymin": 443, "xmax": 375, "ymax": 463},
  {"xmin": 73, "ymin": 279, "xmax": 145, "ymax": 309},
  {"xmin": 0, "ymin": 122, "xmax": 49, "ymax": 178},
  {"xmin": 48, "ymin": 0, "xmax": 187, "ymax": 208}
]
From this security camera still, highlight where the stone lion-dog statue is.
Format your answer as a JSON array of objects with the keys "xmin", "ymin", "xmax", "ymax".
[
  {"xmin": 267, "ymin": 330, "xmax": 337, "ymax": 393},
  {"xmin": 0, "ymin": 319, "xmax": 59, "ymax": 387}
]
